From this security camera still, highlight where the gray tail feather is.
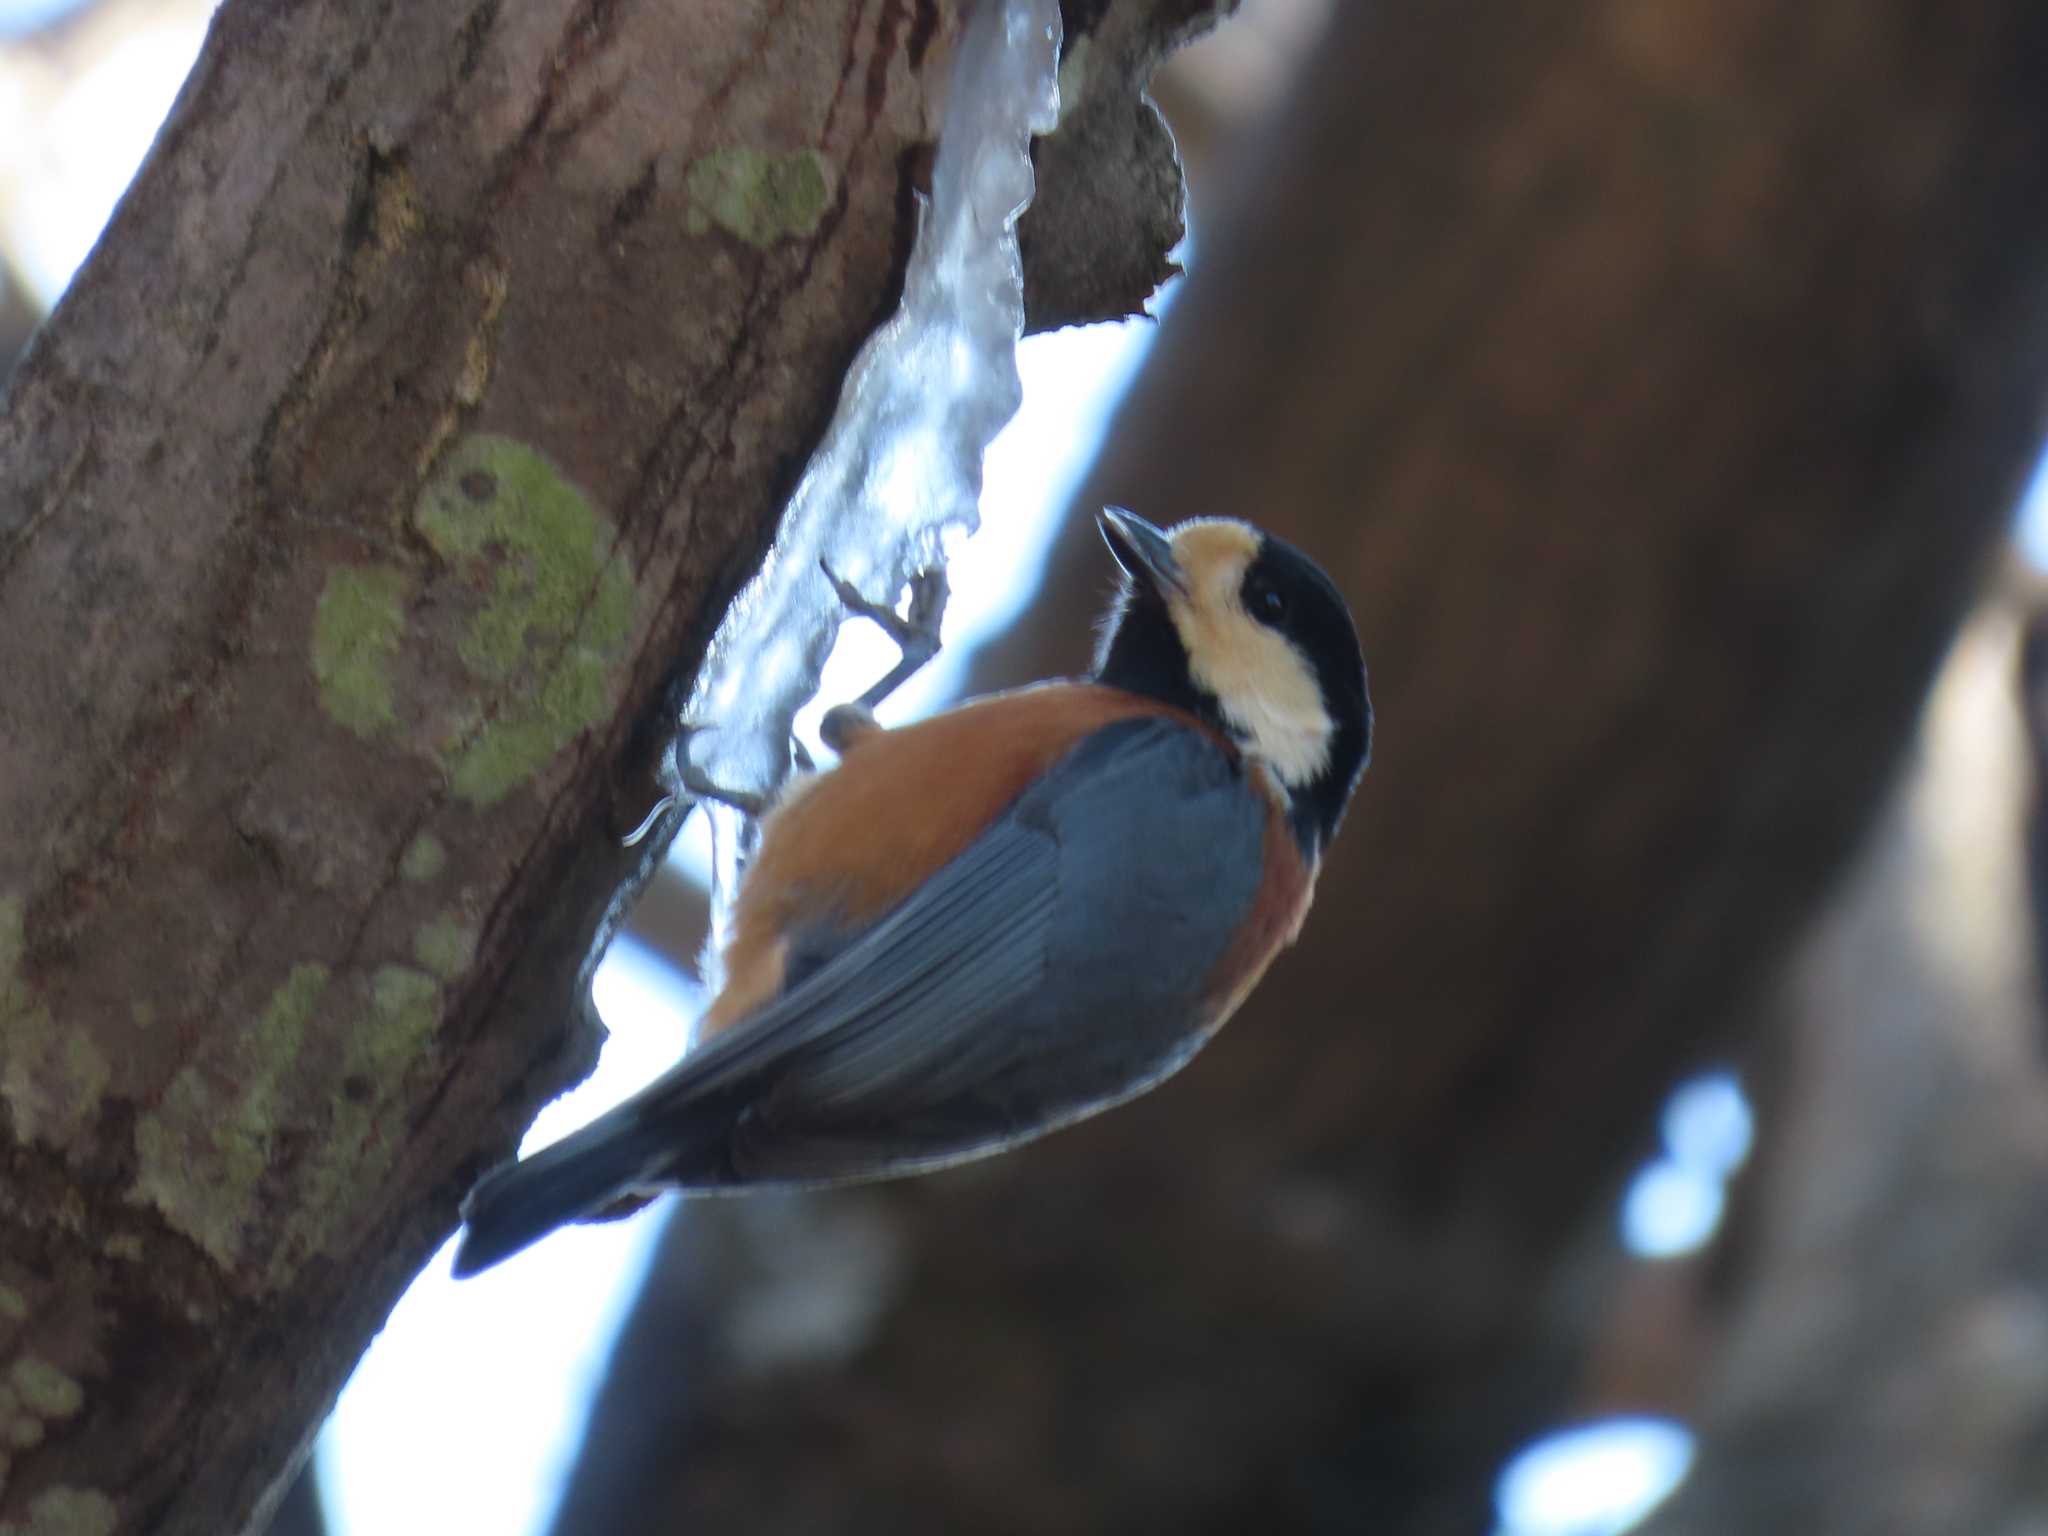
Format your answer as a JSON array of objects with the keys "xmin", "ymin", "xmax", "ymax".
[{"xmin": 451, "ymin": 1106, "xmax": 724, "ymax": 1278}]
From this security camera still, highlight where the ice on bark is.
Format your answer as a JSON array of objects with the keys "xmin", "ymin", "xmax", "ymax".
[{"xmin": 669, "ymin": 0, "xmax": 1063, "ymax": 963}]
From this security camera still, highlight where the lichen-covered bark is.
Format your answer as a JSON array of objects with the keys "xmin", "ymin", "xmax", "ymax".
[{"xmin": 0, "ymin": 0, "xmax": 1200, "ymax": 1529}]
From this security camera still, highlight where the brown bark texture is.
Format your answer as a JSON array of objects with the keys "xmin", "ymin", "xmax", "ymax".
[
  {"xmin": 539, "ymin": 2, "xmax": 2048, "ymax": 1532},
  {"xmin": 0, "ymin": 268, "xmax": 34, "ymax": 392},
  {"xmin": 0, "ymin": 0, "xmax": 1202, "ymax": 1530}
]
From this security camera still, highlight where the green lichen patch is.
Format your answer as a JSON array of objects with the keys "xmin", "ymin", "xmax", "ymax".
[
  {"xmin": 0, "ymin": 1288, "xmax": 23, "ymax": 1324},
  {"xmin": 445, "ymin": 644, "xmax": 619, "ymax": 805},
  {"xmin": 0, "ymin": 896, "xmax": 109, "ymax": 1149},
  {"xmin": 365, "ymin": 966, "xmax": 439, "ymax": 1072},
  {"xmin": 399, "ymin": 832, "xmax": 446, "ymax": 883},
  {"xmin": 12, "ymin": 1485, "xmax": 118, "ymax": 1536},
  {"xmin": 413, "ymin": 913, "xmax": 476, "ymax": 981},
  {"xmin": 130, "ymin": 964, "xmax": 331, "ymax": 1267},
  {"xmin": 5, "ymin": 1416, "xmax": 42, "ymax": 1451},
  {"xmin": 369, "ymin": 160, "xmax": 424, "ymax": 256},
  {"xmin": 279, "ymin": 966, "xmax": 444, "ymax": 1277},
  {"xmin": 413, "ymin": 435, "xmax": 635, "ymax": 805},
  {"xmin": 684, "ymin": 147, "xmax": 832, "ymax": 249},
  {"xmin": 414, "ymin": 436, "xmax": 634, "ymax": 680},
  {"xmin": 7, "ymin": 1358, "xmax": 81, "ymax": 1420},
  {"xmin": 312, "ymin": 565, "xmax": 412, "ymax": 737}
]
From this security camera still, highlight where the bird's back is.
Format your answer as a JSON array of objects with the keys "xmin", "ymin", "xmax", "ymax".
[
  {"xmin": 722, "ymin": 710, "xmax": 1285, "ymax": 1180},
  {"xmin": 706, "ymin": 683, "xmax": 1246, "ymax": 1034}
]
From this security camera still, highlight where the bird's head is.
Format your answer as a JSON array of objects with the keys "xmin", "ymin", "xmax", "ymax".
[{"xmin": 1093, "ymin": 507, "xmax": 1371, "ymax": 858}]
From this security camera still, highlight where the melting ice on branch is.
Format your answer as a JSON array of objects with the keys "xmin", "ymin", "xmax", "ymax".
[{"xmin": 672, "ymin": 0, "xmax": 1063, "ymax": 944}]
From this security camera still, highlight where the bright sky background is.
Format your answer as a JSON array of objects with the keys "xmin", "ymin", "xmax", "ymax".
[
  {"xmin": 2016, "ymin": 452, "xmax": 2048, "ymax": 571},
  {"xmin": 0, "ymin": 3, "xmax": 208, "ymax": 302},
  {"xmin": 0, "ymin": 0, "xmax": 81, "ymax": 33}
]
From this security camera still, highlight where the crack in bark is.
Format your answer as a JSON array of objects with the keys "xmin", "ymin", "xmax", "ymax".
[
  {"xmin": 249, "ymin": 140, "xmax": 409, "ymax": 518},
  {"xmin": 605, "ymin": 155, "xmax": 661, "ymax": 235},
  {"xmin": 453, "ymin": 0, "xmax": 501, "ymax": 83},
  {"xmin": 0, "ymin": 427, "xmax": 89, "ymax": 585},
  {"xmin": 485, "ymin": 0, "xmax": 635, "ymax": 205},
  {"xmin": 821, "ymin": 0, "xmax": 876, "ymax": 141}
]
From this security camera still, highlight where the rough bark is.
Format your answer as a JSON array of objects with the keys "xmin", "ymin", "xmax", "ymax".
[
  {"xmin": 0, "ymin": 266, "xmax": 34, "ymax": 391},
  {"xmin": 545, "ymin": 1, "xmax": 2048, "ymax": 1531},
  {"xmin": 0, "ymin": 0, "xmax": 1201, "ymax": 1530}
]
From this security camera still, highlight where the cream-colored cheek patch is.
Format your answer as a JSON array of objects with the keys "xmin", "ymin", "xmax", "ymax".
[
  {"xmin": 1169, "ymin": 519, "xmax": 1261, "ymax": 578},
  {"xmin": 1164, "ymin": 523, "xmax": 1333, "ymax": 788}
]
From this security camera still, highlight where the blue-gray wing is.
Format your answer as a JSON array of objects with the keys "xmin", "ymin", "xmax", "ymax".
[
  {"xmin": 454, "ymin": 716, "xmax": 1269, "ymax": 1271},
  {"xmin": 720, "ymin": 713, "xmax": 1271, "ymax": 1180},
  {"xmin": 500, "ymin": 717, "xmax": 1268, "ymax": 1203}
]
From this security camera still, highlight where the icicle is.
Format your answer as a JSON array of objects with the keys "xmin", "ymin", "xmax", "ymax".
[{"xmin": 672, "ymin": 0, "xmax": 1063, "ymax": 969}]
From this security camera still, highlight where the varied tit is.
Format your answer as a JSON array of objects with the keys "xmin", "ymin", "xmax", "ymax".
[{"xmin": 452, "ymin": 508, "xmax": 1371, "ymax": 1277}]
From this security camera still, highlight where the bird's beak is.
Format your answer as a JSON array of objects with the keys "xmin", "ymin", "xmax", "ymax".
[{"xmin": 1097, "ymin": 507, "xmax": 1189, "ymax": 598}]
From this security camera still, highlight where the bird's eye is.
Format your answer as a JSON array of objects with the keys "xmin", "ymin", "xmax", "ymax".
[{"xmin": 1246, "ymin": 578, "xmax": 1287, "ymax": 624}]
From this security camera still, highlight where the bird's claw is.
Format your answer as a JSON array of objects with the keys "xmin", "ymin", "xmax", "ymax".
[
  {"xmin": 821, "ymin": 559, "xmax": 950, "ymax": 714},
  {"xmin": 676, "ymin": 769, "xmax": 766, "ymax": 820},
  {"xmin": 620, "ymin": 794, "xmax": 679, "ymax": 848},
  {"xmin": 661, "ymin": 724, "xmax": 776, "ymax": 820},
  {"xmin": 645, "ymin": 564, "xmax": 950, "ymax": 841}
]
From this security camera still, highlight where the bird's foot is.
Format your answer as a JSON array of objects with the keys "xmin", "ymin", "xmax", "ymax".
[
  {"xmin": 819, "ymin": 701, "xmax": 882, "ymax": 754},
  {"xmin": 820, "ymin": 559, "xmax": 950, "ymax": 714},
  {"xmin": 658, "ymin": 723, "xmax": 802, "ymax": 822}
]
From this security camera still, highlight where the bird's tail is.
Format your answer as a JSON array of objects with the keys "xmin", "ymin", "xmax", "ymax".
[{"xmin": 451, "ymin": 1102, "xmax": 725, "ymax": 1278}]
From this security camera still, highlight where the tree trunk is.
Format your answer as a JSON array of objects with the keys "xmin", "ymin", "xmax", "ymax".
[
  {"xmin": 0, "ymin": 0, "xmax": 1200, "ymax": 1530},
  {"xmin": 545, "ymin": 1, "xmax": 2048, "ymax": 1531}
]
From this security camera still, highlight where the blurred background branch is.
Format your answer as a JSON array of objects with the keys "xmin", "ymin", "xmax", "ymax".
[{"xmin": 545, "ymin": 1, "xmax": 2048, "ymax": 1533}]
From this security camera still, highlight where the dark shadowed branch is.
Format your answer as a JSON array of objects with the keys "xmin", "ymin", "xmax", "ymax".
[{"xmin": 543, "ymin": 2, "xmax": 2048, "ymax": 1531}]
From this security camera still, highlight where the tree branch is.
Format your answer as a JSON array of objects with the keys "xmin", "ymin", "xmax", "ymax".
[{"xmin": 0, "ymin": 0, "xmax": 1203, "ymax": 1529}]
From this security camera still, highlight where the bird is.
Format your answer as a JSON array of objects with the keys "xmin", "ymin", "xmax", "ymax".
[{"xmin": 452, "ymin": 507, "xmax": 1371, "ymax": 1277}]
